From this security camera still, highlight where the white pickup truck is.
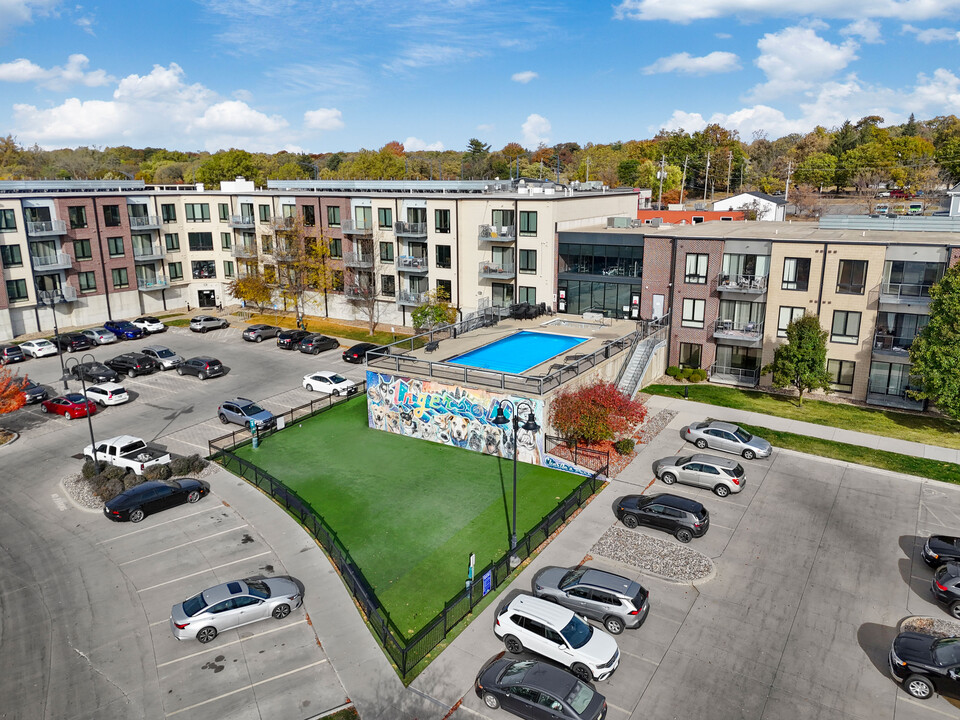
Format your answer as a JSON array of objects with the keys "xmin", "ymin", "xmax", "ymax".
[{"xmin": 83, "ymin": 435, "xmax": 171, "ymax": 475}]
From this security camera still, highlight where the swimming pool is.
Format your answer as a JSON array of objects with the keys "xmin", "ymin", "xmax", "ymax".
[{"xmin": 447, "ymin": 330, "xmax": 589, "ymax": 374}]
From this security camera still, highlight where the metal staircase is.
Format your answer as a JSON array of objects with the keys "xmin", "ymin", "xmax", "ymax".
[{"xmin": 617, "ymin": 318, "xmax": 669, "ymax": 399}]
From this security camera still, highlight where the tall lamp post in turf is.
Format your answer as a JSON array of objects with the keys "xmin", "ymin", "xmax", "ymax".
[
  {"xmin": 62, "ymin": 354, "xmax": 100, "ymax": 474},
  {"xmin": 38, "ymin": 286, "xmax": 68, "ymax": 391},
  {"xmin": 492, "ymin": 399, "xmax": 540, "ymax": 568}
]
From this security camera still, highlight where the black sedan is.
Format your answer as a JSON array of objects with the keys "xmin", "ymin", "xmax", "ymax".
[
  {"xmin": 177, "ymin": 356, "xmax": 224, "ymax": 380},
  {"xmin": 20, "ymin": 378, "xmax": 48, "ymax": 404},
  {"xmin": 298, "ymin": 334, "xmax": 339, "ymax": 355},
  {"xmin": 889, "ymin": 631, "xmax": 960, "ymax": 700},
  {"xmin": 52, "ymin": 333, "xmax": 94, "ymax": 353},
  {"xmin": 932, "ymin": 562, "xmax": 960, "ymax": 618},
  {"xmin": 103, "ymin": 478, "xmax": 210, "ymax": 523},
  {"xmin": 475, "ymin": 657, "xmax": 607, "ymax": 720},
  {"xmin": 342, "ymin": 342, "xmax": 389, "ymax": 364},
  {"xmin": 70, "ymin": 361, "xmax": 120, "ymax": 383},
  {"xmin": 922, "ymin": 535, "xmax": 960, "ymax": 568},
  {"xmin": 276, "ymin": 329, "xmax": 309, "ymax": 349},
  {"xmin": 242, "ymin": 324, "xmax": 281, "ymax": 342}
]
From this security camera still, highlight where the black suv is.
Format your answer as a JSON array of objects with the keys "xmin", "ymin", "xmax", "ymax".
[
  {"xmin": 615, "ymin": 493, "xmax": 709, "ymax": 543},
  {"xmin": 890, "ymin": 631, "xmax": 960, "ymax": 700},
  {"xmin": 276, "ymin": 329, "xmax": 309, "ymax": 349},
  {"xmin": 342, "ymin": 342, "xmax": 390, "ymax": 364},
  {"xmin": 52, "ymin": 333, "xmax": 93, "ymax": 353},
  {"xmin": 298, "ymin": 334, "xmax": 338, "ymax": 355},
  {"xmin": 69, "ymin": 361, "xmax": 120, "ymax": 383},
  {"xmin": 105, "ymin": 352, "xmax": 160, "ymax": 378},
  {"xmin": 932, "ymin": 562, "xmax": 960, "ymax": 619},
  {"xmin": 922, "ymin": 535, "xmax": 960, "ymax": 568}
]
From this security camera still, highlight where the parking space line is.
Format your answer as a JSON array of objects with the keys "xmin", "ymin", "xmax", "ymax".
[
  {"xmin": 620, "ymin": 649, "xmax": 660, "ymax": 666},
  {"xmin": 455, "ymin": 704, "xmax": 495, "ymax": 719},
  {"xmin": 157, "ymin": 619, "xmax": 307, "ymax": 667},
  {"xmin": 606, "ymin": 702, "xmax": 631, "ymax": 715},
  {"xmin": 899, "ymin": 695, "xmax": 958, "ymax": 718},
  {"xmin": 97, "ymin": 506, "xmax": 216, "ymax": 543},
  {"xmin": 138, "ymin": 551, "xmax": 272, "ymax": 592},
  {"xmin": 119, "ymin": 526, "xmax": 247, "ymax": 565},
  {"xmin": 164, "ymin": 659, "xmax": 328, "ymax": 717},
  {"xmin": 710, "ymin": 523, "xmax": 733, "ymax": 530}
]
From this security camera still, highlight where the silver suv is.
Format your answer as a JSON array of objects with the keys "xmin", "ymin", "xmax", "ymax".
[
  {"xmin": 532, "ymin": 566, "xmax": 649, "ymax": 634},
  {"xmin": 190, "ymin": 315, "xmax": 229, "ymax": 333},
  {"xmin": 142, "ymin": 345, "xmax": 183, "ymax": 370},
  {"xmin": 217, "ymin": 398, "xmax": 276, "ymax": 429},
  {"xmin": 653, "ymin": 453, "xmax": 745, "ymax": 497}
]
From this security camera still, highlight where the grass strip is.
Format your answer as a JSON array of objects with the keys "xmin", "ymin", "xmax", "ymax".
[
  {"xmin": 643, "ymin": 383, "xmax": 960, "ymax": 451},
  {"xmin": 164, "ymin": 318, "xmax": 192, "ymax": 327}
]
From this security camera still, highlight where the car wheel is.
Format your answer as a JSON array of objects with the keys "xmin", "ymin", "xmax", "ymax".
[
  {"xmin": 177, "ymin": 368, "xmax": 184, "ymax": 375},
  {"xmin": 272, "ymin": 604, "xmax": 291, "ymax": 620},
  {"xmin": 695, "ymin": 438, "xmax": 708, "ymax": 449},
  {"xmin": 312, "ymin": 348, "xmax": 320, "ymax": 355},
  {"xmin": 129, "ymin": 508, "xmax": 145, "ymax": 523},
  {"xmin": 198, "ymin": 372, "xmax": 206, "ymax": 380},
  {"xmin": 905, "ymin": 674, "xmax": 934, "ymax": 700},
  {"xmin": 661, "ymin": 472, "xmax": 677, "ymax": 485},
  {"xmin": 201, "ymin": 327, "xmax": 208, "ymax": 334},
  {"xmin": 503, "ymin": 635, "xmax": 524, "ymax": 654},
  {"xmin": 675, "ymin": 528, "xmax": 693, "ymax": 543},
  {"xmin": 333, "ymin": 389, "xmax": 341, "ymax": 396},
  {"xmin": 604, "ymin": 616, "xmax": 624, "ymax": 634},
  {"xmin": 219, "ymin": 414, "xmax": 229, "ymax": 424},
  {"xmin": 127, "ymin": 369, "xmax": 136, "ymax": 378},
  {"xmin": 570, "ymin": 663, "xmax": 592, "ymax": 682},
  {"xmin": 65, "ymin": 412, "xmax": 73, "ymax": 421},
  {"xmin": 196, "ymin": 627, "xmax": 218, "ymax": 644},
  {"xmin": 307, "ymin": 384, "xmax": 316, "ymax": 392},
  {"xmin": 97, "ymin": 400, "xmax": 106, "ymax": 408},
  {"xmin": 187, "ymin": 490, "xmax": 201, "ymax": 503},
  {"xmin": 482, "ymin": 692, "xmax": 500, "ymax": 709},
  {"xmin": 950, "ymin": 600, "xmax": 960, "ymax": 620},
  {"xmin": 742, "ymin": 449, "xmax": 756, "ymax": 460},
  {"xmin": 255, "ymin": 336, "xmax": 263, "ymax": 343},
  {"xmin": 714, "ymin": 485, "xmax": 730, "ymax": 498},
  {"xmin": 622, "ymin": 514, "xmax": 639, "ymax": 529},
  {"xmin": 40, "ymin": 405, "xmax": 48, "ymax": 413}
]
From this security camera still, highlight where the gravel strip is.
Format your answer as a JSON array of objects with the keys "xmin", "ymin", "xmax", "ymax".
[
  {"xmin": 900, "ymin": 616, "xmax": 960, "ymax": 638},
  {"xmin": 62, "ymin": 474, "xmax": 104, "ymax": 510},
  {"xmin": 638, "ymin": 409, "xmax": 677, "ymax": 445},
  {"xmin": 591, "ymin": 525, "xmax": 714, "ymax": 582}
]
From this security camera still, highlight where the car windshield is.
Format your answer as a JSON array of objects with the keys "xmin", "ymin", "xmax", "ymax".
[
  {"xmin": 90, "ymin": 363, "xmax": 109, "ymax": 371},
  {"xmin": 245, "ymin": 579, "xmax": 271, "ymax": 599},
  {"xmin": 559, "ymin": 568, "xmax": 587, "ymax": 590},
  {"xmin": 36, "ymin": 339, "xmax": 53, "ymax": 346},
  {"xmin": 142, "ymin": 317, "xmax": 159, "ymax": 323},
  {"xmin": 65, "ymin": 393, "xmax": 86, "ymax": 402},
  {"xmin": 154, "ymin": 349, "xmax": 175, "ymax": 358},
  {"xmin": 242, "ymin": 404, "xmax": 266, "ymax": 416},
  {"xmin": 328, "ymin": 374, "xmax": 347, "ymax": 384},
  {"xmin": 559, "ymin": 615, "xmax": 593, "ymax": 649},
  {"xmin": 182, "ymin": 592, "xmax": 207, "ymax": 617},
  {"xmin": 734, "ymin": 428, "xmax": 753, "ymax": 443},
  {"xmin": 934, "ymin": 637, "xmax": 960, "ymax": 666},
  {"xmin": 500, "ymin": 660, "xmax": 535, "ymax": 683},
  {"xmin": 565, "ymin": 680, "xmax": 597, "ymax": 714}
]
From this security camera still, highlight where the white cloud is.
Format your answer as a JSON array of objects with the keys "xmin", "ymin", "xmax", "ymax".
[
  {"xmin": 476, "ymin": 124, "xmax": 494, "ymax": 132},
  {"xmin": 383, "ymin": 45, "xmax": 479, "ymax": 73},
  {"xmin": 902, "ymin": 24, "xmax": 960, "ymax": 43},
  {"xmin": 75, "ymin": 15, "xmax": 95, "ymax": 36},
  {"xmin": 13, "ymin": 98, "xmax": 129, "ymax": 142},
  {"xmin": 404, "ymin": 136, "xmax": 444, "ymax": 151},
  {"xmin": 643, "ymin": 51, "xmax": 740, "ymax": 75},
  {"xmin": 304, "ymin": 107, "xmax": 344, "ymax": 131},
  {"xmin": 659, "ymin": 109, "xmax": 708, "ymax": 133},
  {"xmin": 193, "ymin": 100, "xmax": 287, "ymax": 134},
  {"xmin": 522, "ymin": 114, "xmax": 551, "ymax": 147},
  {"xmin": 0, "ymin": 0, "xmax": 59, "ymax": 41},
  {"xmin": 747, "ymin": 26, "xmax": 858, "ymax": 100},
  {"xmin": 511, "ymin": 70, "xmax": 538, "ymax": 83},
  {"xmin": 0, "ymin": 54, "xmax": 113, "ymax": 90},
  {"xmin": 715, "ymin": 32, "xmax": 732, "ymax": 39},
  {"xmin": 614, "ymin": 0, "xmax": 960, "ymax": 22},
  {"xmin": 841, "ymin": 19, "xmax": 883, "ymax": 42}
]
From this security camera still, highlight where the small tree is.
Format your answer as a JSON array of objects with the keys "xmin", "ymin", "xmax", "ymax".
[
  {"xmin": 275, "ymin": 214, "xmax": 337, "ymax": 319},
  {"xmin": 761, "ymin": 314, "xmax": 831, "ymax": 406},
  {"xmin": 343, "ymin": 233, "xmax": 389, "ymax": 336},
  {"xmin": 411, "ymin": 287, "xmax": 458, "ymax": 330},
  {"xmin": 0, "ymin": 368, "xmax": 27, "ymax": 414},
  {"xmin": 226, "ymin": 275, "xmax": 273, "ymax": 312},
  {"xmin": 549, "ymin": 381, "xmax": 647, "ymax": 445},
  {"xmin": 909, "ymin": 263, "xmax": 960, "ymax": 419}
]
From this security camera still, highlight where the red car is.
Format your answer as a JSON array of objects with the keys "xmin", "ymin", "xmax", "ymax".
[{"xmin": 40, "ymin": 393, "xmax": 98, "ymax": 419}]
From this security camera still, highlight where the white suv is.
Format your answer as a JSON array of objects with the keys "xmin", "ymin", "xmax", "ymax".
[{"xmin": 494, "ymin": 594, "xmax": 620, "ymax": 682}]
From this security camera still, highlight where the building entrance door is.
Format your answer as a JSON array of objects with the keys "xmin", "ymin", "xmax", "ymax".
[{"xmin": 198, "ymin": 289, "xmax": 216, "ymax": 308}]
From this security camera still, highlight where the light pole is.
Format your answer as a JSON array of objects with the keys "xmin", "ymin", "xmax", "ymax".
[
  {"xmin": 62, "ymin": 353, "xmax": 100, "ymax": 474},
  {"xmin": 492, "ymin": 399, "xmax": 540, "ymax": 567},
  {"xmin": 39, "ymin": 287, "xmax": 68, "ymax": 390}
]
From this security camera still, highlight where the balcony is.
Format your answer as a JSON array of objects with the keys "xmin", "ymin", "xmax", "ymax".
[
  {"xmin": 133, "ymin": 244, "xmax": 165, "ymax": 262},
  {"xmin": 31, "ymin": 251, "xmax": 74, "ymax": 270},
  {"xmin": 713, "ymin": 319, "xmax": 763, "ymax": 345},
  {"xmin": 397, "ymin": 290, "xmax": 429, "ymax": 306},
  {"xmin": 229, "ymin": 215, "xmax": 256, "ymax": 229},
  {"xmin": 128, "ymin": 215, "xmax": 161, "ymax": 230},
  {"xmin": 866, "ymin": 386, "xmax": 926, "ymax": 412},
  {"xmin": 479, "ymin": 224, "xmax": 516, "ymax": 243},
  {"xmin": 343, "ymin": 251, "xmax": 374, "ymax": 268},
  {"xmin": 345, "ymin": 285, "xmax": 375, "ymax": 300},
  {"xmin": 394, "ymin": 221, "xmax": 427, "ymax": 237},
  {"xmin": 272, "ymin": 244, "xmax": 295, "ymax": 261},
  {"xmin": 341, "ymin": 219, "xmax": 373, "ymax": 236},
  {"xmin": 38, "ymin": 286, "xmax": 78, "ymax": 303},
  {"xmin": 879, "ymin": 282, "xmax": 934, "ymax": 305},
  {"xmin": 717, "ymin": 273, "xmax": 768, "ymax": 294},
  {"xmin": 268, "ymin": 216, "xmax": 296, "ymax": 232},
  {"xmin": 397, "ymin": 255, "xmax": 428, "ymax": 273},
  {"xmin": 479, "ymin": 260, "xmax": 516, "ymax": 279},
  {"xmin": 231, "ymin": 243, "xmax": 258, "ymax": 259},
  {"xmin": 872, "ymin": 332, "xmax": 915, "ymax": 357},
  {"xmin": 137, "ymin": 276, "xmax": 168, "ymax": 291},
  {"xmin": 708, "ymin": 363, "xmax": 760, "ymax": 387},
  {"xmin": 26, "ymin": 220, "xmax": 67, "ymax": 236}
]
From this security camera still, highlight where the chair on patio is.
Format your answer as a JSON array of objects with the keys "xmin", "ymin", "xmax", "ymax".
[
  {"xmin": 424, "ymin": 340, "xmax": 439, "ymax": 353},
  {"xmin": 744, "ymin": 322, "xmax": 757, "ymax": 334}
]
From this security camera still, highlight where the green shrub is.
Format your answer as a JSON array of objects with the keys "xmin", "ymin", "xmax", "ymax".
[
  {"xmin": 102, "ymin": 464, "xmax": 127, "ymax": 482},
  {"xmin": 123, "ymin": 472, "xmax": 147, "ymax": 491},
  {"xmin": 142, "ymin": 464, "xmax": 171, "ymax": 481},
  {"xmin": 171, "ymin": 454, "xmax": 209, "ymax": 476},
  {"xmin": 80, "ymin": 459, "xmax": 98, "ymax": 479},
  {"xmin": 680, "ymin": 368, "xmax": 693, "ymax": 380},
  {"xmin": 666, "ymin": 366, "xmax": 681, "ymax": 378},
  {"xmin": 696, "ymin": 369, "xmax": 708, "ymax": 381},
  {"xmin": 613, "ymin": 438, "xmax": 636, "ymax": 455},
  {"xmin": 89, "ymin": 474, "xmax": 124, "ymax": 502}
]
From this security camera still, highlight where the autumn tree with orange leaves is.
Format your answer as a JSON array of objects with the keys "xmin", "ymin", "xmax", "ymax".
[
  {"xmin": 0, "ymin": 367, "xmax": 26, "ymax": 414},
  {"xmin": 549, "ymin": 381, "xmax": 647, "ymax": 445}
]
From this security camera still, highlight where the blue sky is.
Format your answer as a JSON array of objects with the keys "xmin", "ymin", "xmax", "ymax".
[{"xmin": 2, "ymin": 0, "xmax": 960, "ymax": 154}]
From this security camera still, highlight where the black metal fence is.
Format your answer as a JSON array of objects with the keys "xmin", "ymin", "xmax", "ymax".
[
  {"xmin": 543, "ymin": 435, "xmax": 611, "ymax": 474},
  {"xmin": 207, "ymin": 393, "xmax": 609, "ymax": 680}
]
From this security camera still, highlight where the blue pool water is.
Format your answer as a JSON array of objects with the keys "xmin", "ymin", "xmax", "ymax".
[{"xmin": 447, "ymin": 331, "xmax": 589, "ymax": 374}]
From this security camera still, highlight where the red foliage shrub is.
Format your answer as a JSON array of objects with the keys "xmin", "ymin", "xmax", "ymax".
[{"xmin": 550, "ymin": 381, "xmax": 647, "ymax": 445}]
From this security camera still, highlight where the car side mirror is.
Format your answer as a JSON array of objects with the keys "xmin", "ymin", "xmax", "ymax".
[{"xmin": 951, "ymin": 669, "xmax": 960, "ymax": 681}]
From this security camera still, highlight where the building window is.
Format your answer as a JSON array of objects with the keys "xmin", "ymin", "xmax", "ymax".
[
  {"xmin": 0, "ymin": 209, "xmax": 17, "ymax": 232},
  {"xmin": 0, "ymin": 245, "xmax": 23, "ymax": 267},
  {"xmin": 168, "ymin": 262, "xmax": 183, "ymax": 280},
  {"xmin": 112, "ymin": 268, "xmax": 129, "ymax": 288},
  {"xmin": 827, "ymin": 359, "xmax": 855, "ymax": 393},
  {"xmin": 303, "ymin": 205, "xmax": 316, "ymax": 226},
  {"xmin": 883, "ymin": 260, "xmax": 945, "ymax": 298},
  {"xmin": 78, "ymin": 271, "xmax": 96, "ymax": 293},
  {"xmin": 436, "ymin": 245, "xmax": 451, "ymax": 269},
  {"xmin": 221, "ymin": 232, "xmax": 231, "ymax": 250},
  {"xmin": 519, "ymin": 211, "xmax": 537, "ymax": 236},
  {"xmin": 252, "ymin": 204, "xmax": 266, "ymax": 222},
  {"xmin": 188, "ymin": 232, "xmax": 214, "ymax": 251},
  {"xmin": 68, "ymin": 206, "xmax": 87, "ymax": 229},
  {"xmin": 378, "ymin": 207, "xmax": 392, "ymax": 229},
  {"xmin": 223, "ymin": 260, "xmax": 234, "ymax": 278},
  {"xmin": 329, "ymin": 237, "xmax": 342, "ymax": 258},
  {"xmin": 682, "ymin": 298, "xmax": 705, "ymax": 328},
  {"xmin": 192, "ymin": 260, "xmax": 216, "ymax": 279},
  {"xmin": 73, "ymin": 239, "xmax": 92, "ymax": 261},
  {"xmin": 380, "ymin": 242, "xmax": 394, "ymax": 262},
  {"xmin": 679, "ymin": 342, "xmax": 702, "ymax": 369},
  {"xmin": 435, "ymin": 209, "xmax": 451, "ymax": 233},
  {"xmin": 218, "ymin": 203, "xmax": 229, "ymax": 221},
  {"xmin": 831, "ymin": 310, "xmax": 861, "ymax": 343},
  {"xmin": 837, "ymin": 259, "xmax": 867, "ymax": 294},
  {"xmin": 327, "ymin": 206, "xmax": 341, "ymax": 227},
  {"xmin": 436, "ymin": 278, "xmax": 452, "ymax": 299},
  {"xmin": 777, "ymin": 306, "xmax": 805, "ymax": 337},
  {"xmin": 260, "ymin": 234, "xmax": 273, "ymax": 254},
  {"xmin": 184, "ymin": 203, "xmax": 210, "ymax": 222},
  {"xmin": 685, "ymin": 253, "xmax": 708, "ymax": 284},
  {"xmin": 107, "ymin": 237, "xmax": 125, "ymax": 258},
  {"xmin": 869, "ymin": 361, "xmax": 916, "ymax": 398},
  {"xmin": 519, "ymin": 286, "xmax": 536, "ymax": 304},
  {"xmin": 492, "ymin": 281, "xmax": 514, "ymax": 306},
  {"xmin": 6, "ymin": 278, "xmax": 27, "ymax": 300},
  {"xmin": 164, "ymin": 233, "xmax": 180, "ymax": 252},
  {"xmin": 781, "ymin": 257, "xmax": 810, "ymax": 291},
  {"xmin": 103, "ymin": 205, "xmax": 120, "ymax": 227},
  {"xmin": 381, "ymin": 274, "xmax": 395, "ymax": 296},
  {"xmin": 519, "ymin": 249, "xmax": 537, "ymax": 274},
  {"xmin": 161, "ymin": 204, "xmax": 177, "ymax": 222}
]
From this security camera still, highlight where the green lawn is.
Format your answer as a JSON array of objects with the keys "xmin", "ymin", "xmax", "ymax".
[
  {"xmin": 644, "ymin": 384, "xmax": 960, "ymax": 450},
  {"xmin": 232, "ymin": 397, "xmax": 586, "ymax": 635}
]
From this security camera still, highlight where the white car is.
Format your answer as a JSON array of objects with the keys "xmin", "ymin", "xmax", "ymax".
[
  {"xmin": 84, "ymin": 381, "xmax": 130, "ymax": 407},
  {"xmin": 494, "ymin": 594, "xmax": 620, "ymax": 682},
  {"xmin": 81, "ymin": 328, "xmax": 119, "ymax": 345},
  {"xmin": 19, "ymin": 339, "xmax": 58, "ymax": 358},
  {"xmin": 302, "ymin": 371, "xmax": 358, "ymax": 396},
  {"xmin": 132, "ymin": 316, "xmax": 166, "ymax": 333}
]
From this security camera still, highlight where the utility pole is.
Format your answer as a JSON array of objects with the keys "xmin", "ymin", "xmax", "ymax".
[
  {"xmin": 703, "ymin": 152, "xmax": 711, "ymax": 201},
  {"xmin": 680, "ymin": 155, "xmax": 688, "ymax": 205},
  {"xmin": 726, "ymin": 151, "xmax": 733, "ymax": 192},
  {"xmin": 556, "ymin": 147, "xmax": 560, "ymax": 184},
  {"xmin": 657, "ymin": 155, "xmax": 666, "ymax": 209},
  {"xmin": 784, "ymin": 160, "xmax": 793, "ymax": 202}
]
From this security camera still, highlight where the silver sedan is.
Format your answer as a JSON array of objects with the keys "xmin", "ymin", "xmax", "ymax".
[
  {"xmin": 81, "ymin": 327, "xmax": 119, "ymax": 345},
  {"xmin": 681, "ymin": 420, "xmax": 772, "ymax": 459}
]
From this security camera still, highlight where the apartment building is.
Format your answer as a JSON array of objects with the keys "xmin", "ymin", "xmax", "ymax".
[{"xmin": 0, "ymin": 178, "xmax": 641, "ymax": 340}]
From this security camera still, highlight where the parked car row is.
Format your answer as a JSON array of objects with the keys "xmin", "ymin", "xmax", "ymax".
[{"xmin": 0, "ymin": 317, "xmax": 168, "ymax": 365}]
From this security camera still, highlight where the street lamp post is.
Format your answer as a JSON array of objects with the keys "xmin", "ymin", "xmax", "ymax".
[
  {"xmin": 492, "ymin": 399, "xmax": 540, "ymax": 567},
  {"xmin": 62, "ymin": 353, "xmax": 100, "ymax": 474},
  {"xmin": 39, "ymin": 288, "xmax": 68, "ymax": 390}
]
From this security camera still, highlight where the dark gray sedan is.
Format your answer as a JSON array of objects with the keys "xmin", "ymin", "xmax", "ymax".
[
  {"xmin": 241, "ymin": 324, "xmax": 281, "ymax": 342},
  {"xmin": 681, "ymin": 420, "xmax": 772, "ymax": 459}
]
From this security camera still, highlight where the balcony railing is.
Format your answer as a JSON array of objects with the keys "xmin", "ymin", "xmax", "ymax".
[
  {"xmin": 479, "ymin": 261, "xmax": 516, "ymax": 279},
  {"xmin": 137, "ymin": 276, "xmax": 168, "ymax": 291},
  {"xmin": 713, "ymin": 319, "xmax": 764, "ymax": 343},
  {"xmin": 38, "ymin": 286, "xmax": 78, "ymax": 303},
  {"xmin": 31, "ymin": 251, "xmax": 73, "ymax": 270},
  {"xmin": 397, "ymin": 255, "xmax": 428, "ymax": 273},
  {"xmin": 479, "ymin": 224, "xmax": 516, "ymax": 242},
  {"xmin": 866, "ymin": 385, "xmax": 926, "ymax": 412},
  {"xmin": 873, "ymin": 332, "xmax": 916, "ymax": 355},
  {"xmin": 345, "ymin": 285, "xmax": 376, "ymax": 300},
  {"xmin": 268, "ymin": 216, "xmax": 296, "ymax": 232},
  {"xmin": 231, "ymin": 243, "xmax": 258, "ymax": 259},
  {"xmin": 229, "ymin": 215, "xmax": 256, "ymax": 228},
  {"xmin": 394, "ymin": 221, "xmax": 427, "ymax": 237},
  {"xmin": 26, "ymin": 220, "xmax": 67, "ymax": 236},
  {"xmin": 397, "ymin": 290, "xmax": 429, "ymax": 306},
  {"xmin": 128, "ymin": 215, "xmax": 161, "ymax": 229},
  {"xmin": 708, "ymin": 363, "xmax": 760, "ymax": 386},
  {"xmin": 133, "ymin": 245, "xmax": 165, "ymax": 261},
  {"xmin": 341, "ymin": 219, "xmax": 373, "ymax": 235},
  {"xmin": 717, "ymin": 273, "xmax": 768, "ymax": 293},
  {"xmin": 343, "ymin": 251, "xmax": 374, "ymax": 268},
  {"xmin": 272, "ymin": 244, "xmax": 295, "ymax": 261},
  {"xmin": 879, "ymin": 282, "xmax": 934, "ymax": 303}
]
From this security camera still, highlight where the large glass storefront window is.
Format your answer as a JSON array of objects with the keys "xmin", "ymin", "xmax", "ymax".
[
  {"xmin": 558, "ymin": 280, "xmax": 643, "ymax": 317},
  {"xmin": 559, "ymin": 243, "xmax": 643, "ymax": 277}
]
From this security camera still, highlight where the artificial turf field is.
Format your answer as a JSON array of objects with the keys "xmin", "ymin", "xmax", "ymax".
[{"xmin": 232, "ymin": 396, "xmax": 587, "ymax": 634}]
